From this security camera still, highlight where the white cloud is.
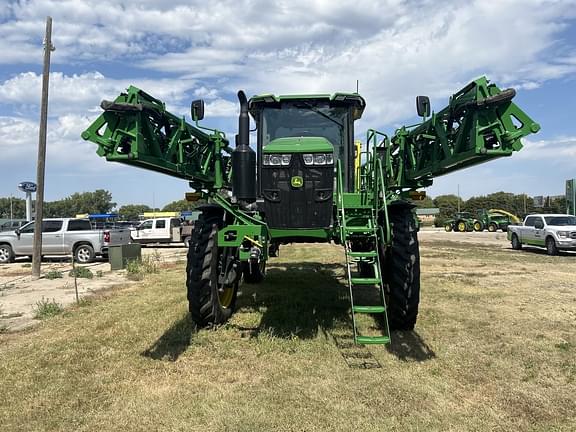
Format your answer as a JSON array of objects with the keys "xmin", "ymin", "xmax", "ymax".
[
  {"xmin": 0, "ymin": 71, "xmax": 201, "ymax": 118},
  {"xmin": 0, "ymin": 116, "xmax": 37, "ymax": 160},
  {"xmin": 1, "ymin": 0, "xmax": 576, "ymax": 202},
  {"xmin": 0, "ymin": 114, "xmax": 116, "ymax": 169},
  {"xmin": 205, "ymin": 98, "xmax": 238, "ymax": 117},
  {"xmin": 517, "ymin": 136, "xmax": 576, "ymax": 160}
]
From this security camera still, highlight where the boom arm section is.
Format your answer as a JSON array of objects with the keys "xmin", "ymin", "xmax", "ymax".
[
  {"xmin": 81, "ymin": 86, "xmax": 231, "ymax": 191},
  {"xmin": 384, "ymin": 76, "xmax": 540, "ymax": 190}
]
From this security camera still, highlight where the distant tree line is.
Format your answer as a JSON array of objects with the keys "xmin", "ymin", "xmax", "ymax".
[
  {"xmin": 1, "ymin": 189, "xmax": 565, "ymax": 223},
  {"xmin": 116, "ymin": 199, "xmax": 202, "ymax": 220},
  {"xmin": 0, "ymin": 190, "xmax": 204, "ymax": 221}
]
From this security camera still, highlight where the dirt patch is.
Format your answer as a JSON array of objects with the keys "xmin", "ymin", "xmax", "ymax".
[{"xmin": 0, "ymin": 246, "xmax": 188, "ymax": 331}]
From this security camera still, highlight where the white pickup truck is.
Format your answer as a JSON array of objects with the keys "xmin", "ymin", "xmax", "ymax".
[
  {"xmin": 130, "ymin": 217, "xmax": 194, "ymax": 246},
  {"xmin": 0, "ymin": 218, "xmax": 131, "ymax": 264},
  {"xmin": 508, "ymin": 214, "xmax": 576, "ymax": 255}
]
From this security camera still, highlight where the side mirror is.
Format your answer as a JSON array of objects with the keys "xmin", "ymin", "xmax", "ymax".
[
  {"xmin": 534, "ymin": 221, "xmax": 544, "ymax": 229},
  {"xmin": 191, "ymin": 99, "xmax": 205, "ymax": 121},
  {"xmin": 416, "ymin": 95, "xmax": 430, "ymax": 118},
  {"xmin": 15, "ymin": 229, "xmax": 20, "ymax": 236}
]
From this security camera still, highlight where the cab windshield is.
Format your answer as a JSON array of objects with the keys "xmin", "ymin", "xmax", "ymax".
[
  {"xmin": 261, "ymin": 103, "xmax": 349, "ymax": 161},
  {"xmin": 544, "ymin": 216, "xmax": 576, "ymax": 226}
]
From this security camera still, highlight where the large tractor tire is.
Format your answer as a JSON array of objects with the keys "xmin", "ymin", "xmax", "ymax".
[
  {"xmin": 457, "ymin": 221, "xmax": 467, "ymax": 232},
  {"xmin": 382, "ymin": 204, "xmax": 421, "ymax": 331},
  {"xmin": 473, "ymin": 221, "xmax": 483, "ymax": 232},
  {"xmin": 186, "ymin": 211, "xmax": 240, "ymax": 327}
]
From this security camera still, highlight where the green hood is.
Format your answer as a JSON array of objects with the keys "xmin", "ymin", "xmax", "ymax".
[{"xmin": 263, "ymin": 137, "xmax": 334, "ymax": 154}]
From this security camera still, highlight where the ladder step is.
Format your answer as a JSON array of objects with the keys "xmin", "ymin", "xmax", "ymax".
[
  {"xmin": 353, "ymin": 305, "xmax": 386, "ymax": 314},
  {"xmin": 356, "ymin": 336, "xmax": 391, "ymax": 345},
  {"xmin": 346, "ymin": 226, "xmax": 372, "ymax": 233},
  {"xmin": 351, "ymin": 277, "xmax": 381, "ymax": 285},
  {"xmin": 347, "ymin": 251, "xmax": 378, "ymax": 258}
]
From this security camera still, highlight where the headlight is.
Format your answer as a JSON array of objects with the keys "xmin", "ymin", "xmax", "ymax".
[
  {"xmin": 303, "ymin": 153, "xmax": 333, "ymax": 166},
  {"xmin": 557, "ymin": 231, "xmax": 569, "ymax": 238},
  {"xmin": 314, "ymin": 154, "xmax": 327, "ymax": 165},
  {"xmin": 263, "ymin": 154, "xmax": 292, "ymax": 166},
  {"xmin": 265, "ymin": 153, "xmax": 333, "ymax": 166}
]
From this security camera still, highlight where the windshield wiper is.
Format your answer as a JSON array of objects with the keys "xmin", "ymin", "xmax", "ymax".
[{"xmin": 296, "ymin": 103, "xmax": 344, "ymax": 129}]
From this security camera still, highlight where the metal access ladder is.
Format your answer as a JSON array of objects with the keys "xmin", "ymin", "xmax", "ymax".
[{"xmin": 340, "ymin": 193, "xmax": 390, "ymax": 345}]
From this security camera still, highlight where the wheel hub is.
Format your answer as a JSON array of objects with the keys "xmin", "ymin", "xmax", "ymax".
[{"xmin": 78, "ymin": 249, "xmax": 90, "ymax": 262}]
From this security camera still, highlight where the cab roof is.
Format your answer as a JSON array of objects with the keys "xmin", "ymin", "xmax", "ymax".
[{"xmin": 249, "ymin": 92, "xmax": 366, "ymax": 121}]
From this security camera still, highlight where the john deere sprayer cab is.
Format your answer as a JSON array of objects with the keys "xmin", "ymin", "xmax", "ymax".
[{"xmin": 82, "ymin": 76, "xmax": 540, "ymax": 344}]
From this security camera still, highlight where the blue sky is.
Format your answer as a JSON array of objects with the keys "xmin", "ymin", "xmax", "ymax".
[{"xmin": 1, "ymin": 0, "xmax": 576, "ymax": 208}]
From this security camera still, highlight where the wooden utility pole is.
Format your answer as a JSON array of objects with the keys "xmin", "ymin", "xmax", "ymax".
[{"xmin": 32, "ymin": 17, "xmax": 54, "ymax": 278}]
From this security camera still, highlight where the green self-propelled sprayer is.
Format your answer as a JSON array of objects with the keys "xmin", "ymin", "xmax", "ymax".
[{"xmin": 82, "ymin": 77, "xmax": 540, "ymax": 344}]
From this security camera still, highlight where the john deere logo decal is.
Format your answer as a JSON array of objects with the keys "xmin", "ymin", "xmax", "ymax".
[{"xmin": 291, "ymin": 176, "xmax": 303, "ymax": 188}]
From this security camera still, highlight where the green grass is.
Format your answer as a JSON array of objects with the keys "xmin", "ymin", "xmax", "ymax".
[
  {"xmin": 0, "ymin": 241, "xmax": 575, "ymax": 431},
  {"xmin": 45, "ymin": 270, "xmax": 63, "ymax": 280},
  {"xmin": 68, "ymin": 267, "xmax": 93, "ymax": 279},
  {"xmin": 33, "ymin": 297, "xmax": 63, "ymax": 319},
  {"xmin": 126, "ymin": 256, "xmax": 160, "ymax": 281}
]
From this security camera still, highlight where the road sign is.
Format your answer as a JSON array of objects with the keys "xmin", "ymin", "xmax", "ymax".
[{"xmin": 18, "ymin": 181, "xmax": 37, "ymax": 193}]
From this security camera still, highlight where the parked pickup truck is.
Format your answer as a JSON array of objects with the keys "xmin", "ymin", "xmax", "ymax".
[
  {"xmin": 0, "ymin": 218, "xmax": 131, "ymax": 264},
  {"xmin": 130, "ymin": 217, "xmax": 194, "ymax": 246},
  {"xmin": 508, "ymin": 214, "xmax": 576, "ymax": 255}
]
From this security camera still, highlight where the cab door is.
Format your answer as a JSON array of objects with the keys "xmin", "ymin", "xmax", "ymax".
[
  {"xmin": 133, "ymin": 220, "xmax": 153, "ymax": 242},
  {"xmin": 12, "ymin": 222, "xmax": 35, "ymax": 254},
  {"xmin": 149, "ymin": 219, "xmax": 166, "ymax": 241},
  {"xmin": 41, "ymin": 220, "xmax": 65, "ymax": 254},
  {"xmin": 532, "ymin": 216, "xmax": 545, "ymax": 246},
  {"xmin": 522, "ymin": 216, "xmax": 545, "ymax": 246}
]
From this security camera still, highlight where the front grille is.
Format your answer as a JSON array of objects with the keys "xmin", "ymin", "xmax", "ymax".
[{"xmin": 260, "ymin": 154, "xmax": 334, "ymax": 229}]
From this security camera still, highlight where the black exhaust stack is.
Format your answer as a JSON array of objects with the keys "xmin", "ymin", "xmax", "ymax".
[{"xmin": 232, "ymin": 90, "xmax": 256, "ymax": 202}]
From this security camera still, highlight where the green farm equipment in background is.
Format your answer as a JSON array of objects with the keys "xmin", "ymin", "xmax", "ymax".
[
  {"xmin": 474, "ymin": 208, "xmax": 521, "ymax": 232},
  {"xmin": 444, "ymin": 212, "xmax": 476, "ymax": 232},
  {"xmin": 445, "ymin": 208, "xmax": 522, "ymax": 233},
  {"xmin": 82, "ymin": 76, "xmax": 539, "ymax": 344}
]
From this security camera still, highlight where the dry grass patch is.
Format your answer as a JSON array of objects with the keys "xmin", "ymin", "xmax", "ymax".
[{"xmin": 0, "ymin": 238, "xmax": 575, "ymax": 431}]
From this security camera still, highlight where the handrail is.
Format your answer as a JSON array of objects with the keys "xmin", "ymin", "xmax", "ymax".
[
  {"xmin": 336, "ymin": 160, "xmax": 347, "ymax": 241},
  {"xmin": 376, "ymin": 158, "xmax": 391, "ymax": 244}
]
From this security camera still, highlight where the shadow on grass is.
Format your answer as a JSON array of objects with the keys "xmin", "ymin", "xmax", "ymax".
[
  {"xmin": 386, "ymin": 330, "xmax": 436, "ymax": 362},
  {"xmin": 142, "ymin": 313, "xmax": 196, "ymax": 361},
  {"xmin": 141, "ymin": 261, "xmax": 436, "ymax": 364},
  {"xmin": 235, "ymin": 262, "xmax": 352, "ymax": 340}
]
